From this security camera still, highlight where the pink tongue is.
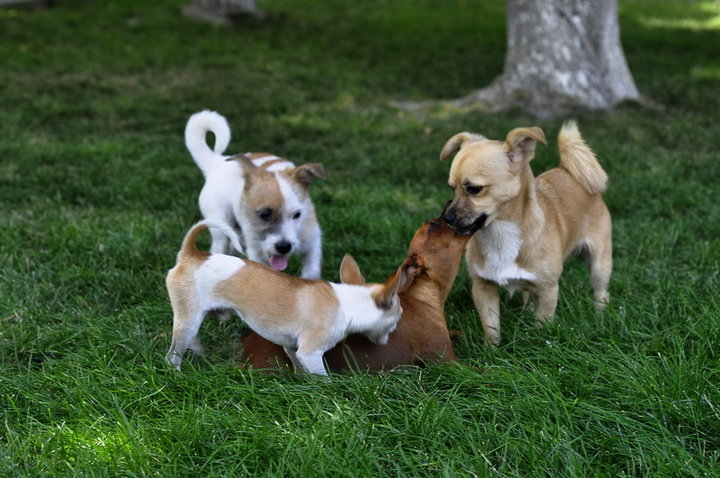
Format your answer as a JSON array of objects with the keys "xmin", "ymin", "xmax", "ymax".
[{"xmin": 269, "ymin": 255, "xmax": 289, "ymax": 271}]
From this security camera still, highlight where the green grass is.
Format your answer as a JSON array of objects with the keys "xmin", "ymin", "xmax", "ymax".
[{"xmin": 1, "ymin": 0, "xmax": 719, "ymax": 475}]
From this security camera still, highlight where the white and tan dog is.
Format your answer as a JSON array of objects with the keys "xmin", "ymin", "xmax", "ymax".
[
  {"xmin": 440, "ymin": 121, "xmax": 612, "ymax": 345},
  {"xmin": 185, "ymin": 110, "xmax": 324, "ymax": 279},
  {"xmin": 165, "ymin": 221, "xmax": 416, "ymax": 375}
]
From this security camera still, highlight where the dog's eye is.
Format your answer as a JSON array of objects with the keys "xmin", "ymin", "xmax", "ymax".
[
  {"xmin": 257, "ymin": 208, "xmax": 273, "ymax": 221},
  {"xmin": 466, "ymin": 185, "xmax": 483, "ymax": 195},
  {"xmin": 292, "ymin": 211, "xmax": 301, "ymax": 220}
]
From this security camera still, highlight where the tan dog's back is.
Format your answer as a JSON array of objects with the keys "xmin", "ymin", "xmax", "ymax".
[
  {"xmin": 536, "ymin": 121, "xmax": 611, "ymax": 259},
  {"xmin": 212, "ymin": 263, "xmax": 339, "ymax": 347},
  {"xmin": 535, "ymin": 168, "xmax": 610, "ymax": 259},
  {"xmin": 215, "ymin": 265, "xmax": 336, "ymax": 329}
]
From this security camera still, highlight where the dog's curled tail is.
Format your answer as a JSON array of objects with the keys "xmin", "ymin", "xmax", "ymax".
[
  {"xmin": 179, "ymin": 220, "xmax": 245, "ymax": 259},
  {"xmin": 185, "ymin": 110, "xmax": 232, "ymax": 175},
  {"xmin": 557, "ymin": 121, "xmax": 608, "ymax": 195}
]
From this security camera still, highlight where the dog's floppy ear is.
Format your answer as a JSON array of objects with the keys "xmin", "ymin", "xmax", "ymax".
[
  {"xmin": 440, "ymin": 132, "xmax": 485, "ymax": 160},
  {"xmin": 339, "ymin": 253, "xmax": 365, "ymax": 285},
  {"xmin": 504, "ymin": 127, "xmax": 546, "ymax": 163},
  {"xmin": 293, "ymin": 163, "xmax": 325, "ymax": 187}
]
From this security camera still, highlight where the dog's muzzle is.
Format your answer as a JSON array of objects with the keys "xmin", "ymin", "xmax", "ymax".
[
  {"xmin": 444, "ymin": 209, "xmax": 487, "ymax": 236},
  {"xmin": 275, "ymin": 240, "xmax": 292, "ymax": 255}
]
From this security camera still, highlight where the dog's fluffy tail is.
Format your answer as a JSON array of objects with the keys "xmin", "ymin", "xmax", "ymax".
[
  {"xmin": 557, "ymin": 121, "xmax": 608, "ymax": 195},
  {"xmin": 185, "ymin": 110, "xmax": 232, "ymax": 176},
  {"xmin": 179, "ymin": 220, "xmax": 245, "ymax": 259}
]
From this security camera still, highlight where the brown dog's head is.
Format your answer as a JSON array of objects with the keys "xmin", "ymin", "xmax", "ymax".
[
  {"xmin": 402, "ymin": 210, "xmax": 478, "ymax": 299},
  {"xmin": 407, "ymin": 214, "xmax": 469, "ymax": 271},
  {"xmin": 338, "ymin": 212, "xmax": 469, "ymax": 299},
  {"xmin": 439, "ymin": 127, "xmax": 546, "ymax": 234}
]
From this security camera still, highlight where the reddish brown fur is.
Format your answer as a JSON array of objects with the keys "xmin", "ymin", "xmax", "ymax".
[{"xmin": 239, "ymin": 215, "xmax": 471, "ymax": 372}]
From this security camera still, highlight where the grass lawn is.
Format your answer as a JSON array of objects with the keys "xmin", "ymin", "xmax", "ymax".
[{"xmin": 1, "ymin": 0, "xmax": 719, "ymax": 475}]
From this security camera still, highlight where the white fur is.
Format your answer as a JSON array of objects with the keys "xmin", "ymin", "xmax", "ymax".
[
  {"xmin": 257, "ymin": 173, "xmax": 304, "ymax": 261},
  {"xmin": 276, "ymin": 174, "xmax": 304, "ymax": 214},
  {"xmin": 298, "ymin": 221, "xmax": 323, "ymax": 280},
  {"xmin": 330, "ymin": 283, "xmax": 401, "ymax": 345},
  {"xmin": 472, "ymin": 220, "xmax": 536, "ymax": 286},
  {"xmin": 193, "ymin": 255, "xmax": 246, "ymax": 309},
  {"xmin": 185, "ymin": 110, "xmax": 323, "ymax": 278},
  {"xmin": 195, "ymin": 219, "xmax": 245, "ymax": 256},
  {"xmin": 185, "ymin": 110, "xmax": 231, "ymax": 171}
]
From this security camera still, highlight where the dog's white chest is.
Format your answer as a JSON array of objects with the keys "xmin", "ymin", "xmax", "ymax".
[{"xmin": 472, "ymin": 220, "xmax": 536, "ymax": 287}]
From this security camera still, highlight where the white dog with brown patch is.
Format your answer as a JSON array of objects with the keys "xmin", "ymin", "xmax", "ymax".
[
  {"xmin": 165, "ymin": 221, "xmax": 416, "ymax": 375},
  {"xmin": 440, "ymin": 121, "xmax": 612, "ymax": 346},
  {"xmin": 185, "ymin": 110, "xmax": 324, "ymax": 278}
]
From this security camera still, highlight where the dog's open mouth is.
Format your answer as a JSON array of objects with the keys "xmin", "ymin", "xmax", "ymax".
[
  {"xmin": 269, "ymin": 254, "xmax": 289, "ymax": 271},
  {"xmin": 450, "ymin": 214, "xmax": 488, "ymax": 236}
]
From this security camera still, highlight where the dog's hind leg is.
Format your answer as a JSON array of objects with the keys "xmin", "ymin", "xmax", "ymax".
[
  {"xmin": 586, "ymin": 239, "xmax": 612, "ymax": 311},
  {"xmin": 166, "ymin": 309, "xmax": 206, "ymax": 370},
  {"xmin": 585, "ymin": 210, "xmax": 612, "ymax": 311}
]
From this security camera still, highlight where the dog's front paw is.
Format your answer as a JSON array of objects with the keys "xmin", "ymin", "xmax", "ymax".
[
  {"xmin": 165, "ymin": 351, "xmax": 183, "ymax": 371},
  {"xmin": 594, "ymin": 293, "xmax": 610, "ymax": 311}
]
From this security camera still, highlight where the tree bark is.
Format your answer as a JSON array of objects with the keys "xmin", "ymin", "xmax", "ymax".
[
  {"xmin": 182, "ymin": 0, "xmax": 260, "ymax": 25},
  {"xmin": 401, "ymin": 0, "xmax": 641, "ymax": 118}
]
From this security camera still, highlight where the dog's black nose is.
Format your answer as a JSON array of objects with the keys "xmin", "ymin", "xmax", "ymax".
[
  {"xmin": 443, "ymin": 210, "xmax": 457, "ymax": 224},
  {"xmin": 275, "ymin": 241, "xmax": 292, "ymax": 255}
]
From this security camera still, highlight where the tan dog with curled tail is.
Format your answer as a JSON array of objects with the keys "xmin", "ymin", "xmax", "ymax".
[{"xmin": 441, "ymin": 121, "xmax": 612, "ymax": 345}]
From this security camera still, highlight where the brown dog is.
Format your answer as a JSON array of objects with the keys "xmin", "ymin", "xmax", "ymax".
[
  {"xmin": 440, "ymin": 121, "xmax": 612, "ymax": 345},
  {"xmin": 239, "ymin": 213, "xmax": 480, "ymax": 372}
]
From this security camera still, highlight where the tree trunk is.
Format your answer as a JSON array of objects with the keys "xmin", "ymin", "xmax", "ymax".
[
  {"xmin": 399, "ymin": 0, "xmax": 641, "ymax": 118},
  {"xmin": 182, "ymin": 0, "xmax": 260, "ymax": 25},
  {"xmin": 460, "ymin": 0, "xmax": 640, "ymax": 117}
]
